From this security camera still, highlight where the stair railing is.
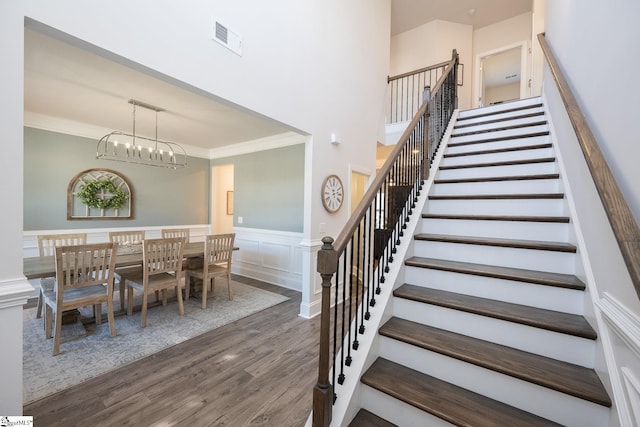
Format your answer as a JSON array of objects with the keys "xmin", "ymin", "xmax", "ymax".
[
  {"xmin": 387, "ymin": 59, "xmax": 455, "ymax": 124},
  {"xmin": 313, "ymin": 49, "xmax": 459, "ymax": 427},
  {"xmin": 538, "ymin": 33, "xmax": 640, "ymax": 299}
]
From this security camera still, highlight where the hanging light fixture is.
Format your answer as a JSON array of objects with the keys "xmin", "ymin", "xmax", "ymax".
[{"xmin": 96, "ymin": 99, "xmax": 187, "ymax": 169}]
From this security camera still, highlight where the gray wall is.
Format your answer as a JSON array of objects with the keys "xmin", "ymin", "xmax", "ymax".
[
  {"xmin": 24, "ymin": 127, "xmax": 209, "ymax": 230},
  {"xmin": 212, "ymin": 144, "xmax": 305, "ymax": 233}
]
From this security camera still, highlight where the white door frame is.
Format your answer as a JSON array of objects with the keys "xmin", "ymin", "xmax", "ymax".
[{"xmin": 473, "ymin": 40, "xmax": 530, "ymax": 108}]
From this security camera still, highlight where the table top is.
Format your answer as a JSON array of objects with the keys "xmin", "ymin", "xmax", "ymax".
[{"xmin": 24, "ymin": 241, "xmax": 210, "ymax": 280}]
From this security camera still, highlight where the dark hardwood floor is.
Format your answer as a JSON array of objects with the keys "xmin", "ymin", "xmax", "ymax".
[{"xmin": 24, "ymin": 275, "xmax": 320, "ymax": 426}]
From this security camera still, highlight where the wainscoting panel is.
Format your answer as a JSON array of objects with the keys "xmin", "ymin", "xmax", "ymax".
[{"xmin": 232, "ymin": 227, "xmax": 303, "ymax": 292}]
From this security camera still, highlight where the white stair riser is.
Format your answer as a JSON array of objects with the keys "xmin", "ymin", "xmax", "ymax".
[
  {"xmin": 446, "ymin": 135, "xmax": 550, "ymax": 155},
  {"xmin": 441, "ymin": 147, "xmax": 554, "ymax": 166},
  {"xmin": 392, "ymin": 298, "xmax": 594, "ymax": 367},
  {"xmin": 413, "ymin": 240, "xmax": 575, "ymax": 274},
  {"xmin": 437, "ymin": 162, "xmax": 558, "ymax": 180},
  {"xmin": 457, "ymin": 99, "xmax": 543, "ymax": 120},
  {"xmin": 426, "ymin": 198, "xmax": 565, "ymax": 217},
  {"xmin": 430, "ymin": 178, "xmax": 560, "ymax": 196},
  {"xmin": 420, "ymin": 217, "xmax": 569, "ymax": 241},
  {"xmin": 404, "ymin": 265, "xmax": 584, "ymax": 315},
  {"xmin": 361, "ymin": 385, "xmax": 455, "ymax": 427},
  {"xmin": 452, "ymin": 115, "xmax": 546, "ymax": 134},
  {"xmin": 449, "ymin": 124, "xmax": 549, "ymax": 145},
  {"xmin": 379, "ymin": 337, "xmax": 608, "ymax": 427}
]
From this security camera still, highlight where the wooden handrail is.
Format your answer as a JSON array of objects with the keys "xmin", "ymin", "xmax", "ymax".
[
  {"xmin": 334, "ymin": 50, "xmax": 458, "ymax": 253},
  {"xmin": 387, "ymin": 58, "xmax": 453, "ymax": 82},
  {"xmin": 538, "ymin": 33, "xmax": 640, "ymax": 298}
]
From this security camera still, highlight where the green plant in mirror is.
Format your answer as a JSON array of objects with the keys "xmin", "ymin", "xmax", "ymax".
[{"xmin": 77, "ymin": 179, "xmax": 128, "ymax": 210}]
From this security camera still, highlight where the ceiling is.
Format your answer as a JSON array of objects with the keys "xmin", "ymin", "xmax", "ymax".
[
  {"xmin": 25, "ymin": 1, "xmax": 532, "ymax": 155},
  {"xmin": 391, "ymin": 0, "xmax": 532, "ymax": 35}
]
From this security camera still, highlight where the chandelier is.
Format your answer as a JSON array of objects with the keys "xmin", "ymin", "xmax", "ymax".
[{"xmin": 96, "ymin": 99, "xmax": 187, "ymax": 169}]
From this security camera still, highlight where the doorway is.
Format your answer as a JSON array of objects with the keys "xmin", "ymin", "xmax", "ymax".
[
  {"xmin": 212, "ymin": 163, "xmax": 234, "ymax": 234},
  {"xmin": 475, "ymin": 41, "xmax": 530, "ymax": 108}
]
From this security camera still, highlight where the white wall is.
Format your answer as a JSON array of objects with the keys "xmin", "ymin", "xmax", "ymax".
[
  {"xmin": 390, "ymin": 20, "xmax": 473, "ymax": 110},
  {"xmin": 543, "ymin": 1, "xmax": 640, "ymax": 424},
  {"xmin": 0, "ymin": 0, "xmax": 391, "ymax": 410},
  {"xmin": 473, "ymin": 13, "xmax": 533, "ymax": 107},
  {"xmin": 485, "ymin": 82, "xmax": 520, "ymax": 105}
]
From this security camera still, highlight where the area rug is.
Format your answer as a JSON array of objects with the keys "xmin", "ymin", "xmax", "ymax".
[{"xmin": 23, "ymin": 281, "xmax": 289, "ymax": 404}]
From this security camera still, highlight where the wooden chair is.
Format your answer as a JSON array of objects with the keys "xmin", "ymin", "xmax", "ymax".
[
  {"xmin": 119, "ymin": 237, "xmax": 185, "ymax": 327},
  {"xmin": 184, "ymin": 233, "xmax": 235, "ymax": 309},
  {"xmin": 161, "ymin": 228, "xmax": 190, "ymax": 243},
  {"xmin": 43, "ymin": 242, "xmax": 118, "ymax": 356},
  {"xmin": 108, "ymin": 230, "xmax": 145, "ymax": 311},
  {"xmin": 36, "ymin": 233, "xmax": 87, "ymax": 319}
]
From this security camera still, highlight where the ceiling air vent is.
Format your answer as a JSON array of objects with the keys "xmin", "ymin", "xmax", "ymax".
[{"xmin": 212, "ymin": 19, "xmax": 242, "ymax": 56}]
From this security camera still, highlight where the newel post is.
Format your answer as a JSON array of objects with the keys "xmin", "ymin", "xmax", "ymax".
[
  {"xmin": 423, "ymin": 86, "xmax": 431, "ymax": 182},
  {"xmin": 313, "ymin": 236, "xmax": 338, "ymax": 427}
]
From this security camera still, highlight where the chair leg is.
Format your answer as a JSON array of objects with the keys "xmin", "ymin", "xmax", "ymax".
[
  {"xmin": 94, "ymin": 303, "xmax": 102, "ymax": 325},
  {"xmin": 45, "ymin": 305, "xmax": 53, "ymax": 339},
  {"xmin": 176, "ymin": 285, "xmax": 185, "ymax": 316},
  {"xmin": 119, "ymin": 279, "xmax": 126, "ymax": 311},
  {"xmin": 107, "ymin": 297, "xmax": 116, "ymax": 337},
  {"xmin": 227, "ymin": 273, "xmax": 233, "ymax": 300},
  {"xmin": 36, "ymin": 289, "xmax": 43, "ymax": 319},
  {"xmin": 201, "ymin": 277, "xmax": 208, "ymax": 309},
  {"xmin": 127, "ymin": 287, "xmax": 134, "ymax": 316},
  {"xmin": 53, "ymin": 307, "xmax": 63, "ymax": 356},
  {"xmin": 141, "ymin": 290, "xmax": 149, "ymax": 328},
  {"xmin": 184, "ymin": 274, "xmax": 191, "ymax": 301}
]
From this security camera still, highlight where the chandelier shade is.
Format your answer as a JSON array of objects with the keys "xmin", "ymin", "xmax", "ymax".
[{"xmin": 96, "ymin": 100, "xmax": 187, "ymax": 169}]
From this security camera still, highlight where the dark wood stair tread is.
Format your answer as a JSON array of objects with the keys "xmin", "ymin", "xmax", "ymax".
[
  {"xmin": 394, "ymin": 284, "xmax": 595, "ymax": 339},
  {"xmin": 451, "ymin": 120, "xmax": 548, "ymax": 138},
  {"xmin": 348, "ymin": 409, "xmax": 396, "ymax": 427},
  {"xmin": 361, "ymin": 358, "xmax": 563, "ymax": 426},
  {"xmin": 454, "ymin": 110, "xmax": 545, "ymax": 129},
  {"xmin": 415, "ymin": 233, "xmax": 576, "ymax": 253},
  {"xmin": 449, "ymin": 131, "xmax": 550, "ymax": 148},
  {"xmin": 457, "ymin": 103, "xmax": 544, "ymax": 121},
  {"xmin": 434, "ymin": 173, "xmax": 560, "ymax": 184},
  {"xmin": 422, "ymin": 213, "xmax": 570, "ymax": 223},
  {"xmin": 444, "ymin": 143, "xmax": 552, "ymax": 158},
  {"xmin": 404, "ymin": 257, "xmax": 585, "ymax": 290},
  {"xmin": 379, "ymin": 318, "xmax": 610, "ymax": 407},
  {"xmin": 439, "ymin": 157, "xmax": 555, "ymax": 170},
  {"xmin": 429, "ymin": 192, "xmax": 564, "ymax": 200}
]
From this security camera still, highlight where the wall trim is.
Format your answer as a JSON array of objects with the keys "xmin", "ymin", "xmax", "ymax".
[
  {"xmin": 231, "ymin": 226, "xmax": 304, "ymax": 292},
  {"xmin": 0, "ymin": 277, "xmax": 35, "ymax": 309},
  {"xmin": 598, "ymin": 292, "xmax": 640, "ymax": 360},
  {"xmin": 210, "ymin": 132, "xmax": 306, "ymax": 159}
]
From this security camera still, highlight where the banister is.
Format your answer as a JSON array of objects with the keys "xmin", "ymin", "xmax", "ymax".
[
  {"xmin": 333, "ymin": 50, "xmax": 458, "ymax": 253},
  {"xmin": 312, "ymin": 49, "xmax": 458, "ymax": 427},
  {"xmin": 538, "ymin": 33, "xmax": 640, "ymax": 298},
  {"xmin": 387, "ymin": 58, "xmax": 453, "ymax": 83}
]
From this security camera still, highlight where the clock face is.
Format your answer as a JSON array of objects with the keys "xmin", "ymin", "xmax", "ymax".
[{"xmin": 322, "ymin": 175, "xmax": 344, "ymax": 213}]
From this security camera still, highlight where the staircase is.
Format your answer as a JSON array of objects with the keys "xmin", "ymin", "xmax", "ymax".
[{"xmin": 348, "ymin": 98, "xmax": 612, "ymax": 426}]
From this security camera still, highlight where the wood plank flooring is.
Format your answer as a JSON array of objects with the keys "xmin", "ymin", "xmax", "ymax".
[{"xmin": 24, "ymin": 275, "xmax": 320, "ymax": 427}]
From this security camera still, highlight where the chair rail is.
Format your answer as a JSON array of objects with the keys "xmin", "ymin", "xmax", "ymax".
[
  {"xmin": 312, "ymin": 49, "xmax": 459, "ymax": 427},
  {"xmin": 538, "ymin": 33, "xmax": 640, "ymax": 298}
]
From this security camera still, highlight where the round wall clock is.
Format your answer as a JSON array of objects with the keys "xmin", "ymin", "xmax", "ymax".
[{"xmin": 321, "ymin": 174, "xmax": 344, "ymax": 213}]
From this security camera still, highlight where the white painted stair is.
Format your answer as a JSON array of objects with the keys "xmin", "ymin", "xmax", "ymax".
[{"xmin": 348, "ymin": 98, "xmax": 612, "ymax": 427}]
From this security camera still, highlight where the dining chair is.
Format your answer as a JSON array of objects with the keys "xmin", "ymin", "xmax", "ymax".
[
  {"xmin": 43, "ymin": 242, "xmax": 118, "ymax": 356},
  {"xmin": 108, "ymin": 230, "xmax": 145, "ymax": 311},
  {"xmin": 35, "ymin": 233, "xmax": 87, "ymax": 319},
  {"xmin": 161, "ymin": 228, "xmax": 190, "ymax": 243},
  {"xmin": 184, "ymin": 233, "xmax": 235, "ymax": 309},
  {"xmin": 119, "ymin": 237, "xmax": 185, "ymax": 327}
]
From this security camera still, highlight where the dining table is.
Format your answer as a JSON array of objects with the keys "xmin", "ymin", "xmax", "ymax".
[{"xmin": 23, "ymin": 241, "xmax": 211, "ymax": 280}]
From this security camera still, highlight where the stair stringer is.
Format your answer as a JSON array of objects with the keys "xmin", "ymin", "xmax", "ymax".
[
  {"xmin": 542, "ymin": 93, "xmax": 633, "ymax": 427},
  {"xmin": 326, "ymin": 110, "xmax": 459, "ymax": 427}
]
